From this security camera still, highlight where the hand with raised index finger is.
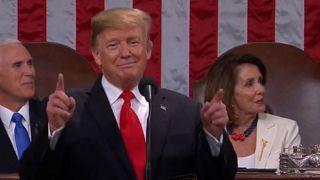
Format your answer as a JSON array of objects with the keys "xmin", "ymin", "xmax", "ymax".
[
  {"xmin": 47, "ymin": 73, "xmax": 76, "ymax": 133},
  {"xmin": 201, "ymin": 89, "xmax": 229, "ymax": 139}
]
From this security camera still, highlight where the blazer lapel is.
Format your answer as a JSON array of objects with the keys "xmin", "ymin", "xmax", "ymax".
[
  {"xmin": 255, "ymin": 113, "xmax": 276, "ymax": 168},
  {"xmin": 85, "ymin": 79, "xmax": 135, "ymax": 179}
]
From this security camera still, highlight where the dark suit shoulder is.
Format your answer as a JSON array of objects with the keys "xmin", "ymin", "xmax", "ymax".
[
  {"xmin": 157, "ymin": 88, "xmax": 200, "ymax": 105},
  {"xmin": 66, "ymin": 87, "xmax": 91, "ymax": 119},
  {"xmin": 29, "ymin": 99, "xmax": 46, "ymax": 112},
  {"xmin": 66, "ymin": 86, "xmax": 91, "ymax": 100}
]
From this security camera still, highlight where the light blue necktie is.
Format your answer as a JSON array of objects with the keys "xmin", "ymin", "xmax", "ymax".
[{"xmin": 11, "ymin": 112, "xmax": 30, "ymax": 159}]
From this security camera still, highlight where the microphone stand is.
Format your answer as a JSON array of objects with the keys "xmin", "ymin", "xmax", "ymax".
[
  {"xmin": 145, "ymin": 99, "xmax": 152, "ymax": 180},
  {"xmin": 139, "ymin": 79, "xmax": 157, "ymax": 180}
]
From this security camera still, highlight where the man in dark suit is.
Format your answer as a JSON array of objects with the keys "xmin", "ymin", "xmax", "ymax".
[
  {"xmin": 0, "ymin": 40, "xmax": 45, "ymax": 173},
  {"xmin": 21, "ymin": 8, "xmax": 237, "ymax": 179}
]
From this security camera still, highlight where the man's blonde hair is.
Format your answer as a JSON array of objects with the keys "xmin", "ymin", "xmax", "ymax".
[{"xmin": 91, "ymin": 8, "xmax": 152, "ymax": 50}]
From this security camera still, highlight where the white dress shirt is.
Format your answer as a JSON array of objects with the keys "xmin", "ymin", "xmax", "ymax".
[
  {"xmin": 101, "ymin": 76, "xmax": 149, "ymax": 139},
  {"xmin": 0, "ymin": 102, "xmax": 31, "ymax": 158}
]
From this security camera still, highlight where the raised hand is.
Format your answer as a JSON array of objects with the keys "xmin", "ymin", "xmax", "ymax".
[
  {"xmin": 201, "ymin": 89, "xmax": 228, "ymax": 139},
  {"xmin": 47, "ymin": 73, "xmax": 76, "ymax": 133}
]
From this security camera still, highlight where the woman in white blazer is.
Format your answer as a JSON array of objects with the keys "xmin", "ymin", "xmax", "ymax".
[
  {"xmin": 204, "ymin": 54, "xmax": 301, "ymax": 169},
  {"xmin": 254, "ymin": 113, "xmax": 300, "ymax": 168}
]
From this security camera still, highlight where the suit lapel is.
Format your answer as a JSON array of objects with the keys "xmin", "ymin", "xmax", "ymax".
[
  {"xmin": 85, "ymin": 80, "xmax": 135, "ymax": 178},
  {"xmin": 0, "ymin": 119, "xmax": 18, "ymax": 171},
  {"xmin": 255, "ymin": 113, "xmax": 276, "ymax": 168},
  {"xmin": 29, "ymin": 100, "xmax": 45, "ymax": 140},
  {"xmin": 150, "ymin": 89, "xmax": 174, "ymax": 171}
]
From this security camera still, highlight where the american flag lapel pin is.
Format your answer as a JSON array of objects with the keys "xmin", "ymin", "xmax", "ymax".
[{"xmin": 160, "ymin": 104, "xmax": 167, "ymax": 111}]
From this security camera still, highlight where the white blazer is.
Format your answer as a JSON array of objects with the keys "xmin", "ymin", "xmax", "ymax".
[{"xmin": 254, "ymin": 113, "xmax": 301, "ymax": 169}]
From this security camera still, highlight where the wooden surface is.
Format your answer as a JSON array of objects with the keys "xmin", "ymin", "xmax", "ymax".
[
  {"xmin": 0, "ymin": 174, "xmax": 18, "ymax": 180},
  {"xmin": 23, "ymin": 42, "xmax": 97, "ymax": 100},
  {"xmin": 236, "ymin": 172, "xmax": 320, "ymax": 180},
  {"xmin": 2, "ymin": 172, "xmax": 320, "ymax": 180}
]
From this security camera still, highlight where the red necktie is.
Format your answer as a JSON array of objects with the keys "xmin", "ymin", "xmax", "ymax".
[{"xmin": 120, "ymin": 91, "xmax": 146, "ymax": 180}]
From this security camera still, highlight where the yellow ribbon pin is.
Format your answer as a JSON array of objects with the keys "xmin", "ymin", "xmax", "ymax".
[{"xmin": 259, "ymin": 138, "xmax": 269, "ymax": 161}]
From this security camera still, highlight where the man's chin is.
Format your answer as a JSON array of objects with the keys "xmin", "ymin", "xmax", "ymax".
[
  {"xmin": 21, "ymin": 91, "xmax": 36, "ymax": 99},
  {"xmin": 121, "ymin": 71, "xmax": 143, "ymax": 80}
]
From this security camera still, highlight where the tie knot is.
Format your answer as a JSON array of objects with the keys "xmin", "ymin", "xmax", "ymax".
[
  {"xmin": 120, "ymin": 91, "xmax": 134, "ymax": 102},
  {"xmin": 11, "ymin": 113, "xmax": 24, "ymax": 125}
]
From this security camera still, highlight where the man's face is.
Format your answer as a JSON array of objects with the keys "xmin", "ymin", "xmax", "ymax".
[
  {"xmin": 92, "ymin": 26, "xmax": 152, "ymax": 90},
  {"xmin": 0, "ymin": 43, "xmax": 36, "ymax": 105}
]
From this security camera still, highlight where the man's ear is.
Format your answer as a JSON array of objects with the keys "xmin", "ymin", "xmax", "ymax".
[
  {"xmin": 146, "ymin": 40, "xmax": 153, "ymax": 60},
  {"xmin": 91, "ymin": 47, "xmax": 101, "ymax": 66}
]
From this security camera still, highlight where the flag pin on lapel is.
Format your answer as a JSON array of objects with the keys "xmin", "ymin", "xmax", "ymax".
[{"xmin": 160, "ymin": 104, "xmax": 167, "ymax": 111}]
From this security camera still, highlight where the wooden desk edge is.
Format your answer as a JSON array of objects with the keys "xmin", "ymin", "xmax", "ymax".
[{"xmin": 0, "ymin": 173, "xmax": 19, "ymax": 180}]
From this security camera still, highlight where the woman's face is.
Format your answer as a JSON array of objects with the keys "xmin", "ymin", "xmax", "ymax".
[{"xmin": 232, "ymin": 63, "xmax": 266, "ymax": 117}]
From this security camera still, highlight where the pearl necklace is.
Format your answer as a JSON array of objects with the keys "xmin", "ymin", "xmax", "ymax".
[{"xmin": 226, "ymin": 116, "xmax": 258, "ymax": 141}]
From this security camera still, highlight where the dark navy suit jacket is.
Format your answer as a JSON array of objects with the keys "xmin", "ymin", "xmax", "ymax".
[
  {"xmin": 0, "ymin": 99, "xmax": 45, "ymax": 173},
  {"xmin": 21, "ymin": 77, "xmax": 237, "ymax": 180}
]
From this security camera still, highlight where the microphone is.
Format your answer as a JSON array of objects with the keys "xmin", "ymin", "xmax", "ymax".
[
  {"xmin": 138, "ymin": 76, "xmax": 158, "ymax": 102},
  {"xmin": 138, "ymin": 76, "xmax": 158, "ymax": 180}
]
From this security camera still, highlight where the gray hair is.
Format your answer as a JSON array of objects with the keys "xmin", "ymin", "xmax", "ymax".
[
  {"xmin": 0, "ymin": 39, "xmax": 21, "ymax": 47},
  {"xmin": 0, "ymin": 39, "xmax": 23, "ymax": 62}
]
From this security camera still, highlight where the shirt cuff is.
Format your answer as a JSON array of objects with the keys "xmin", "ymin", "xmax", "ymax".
[
  {"xmin": 48, "ymin": 124, "xmax": 65, "ymax": 150},
  {"xmin": 203, "ymin": 128, "xmax": 223, "ymax": 157}
]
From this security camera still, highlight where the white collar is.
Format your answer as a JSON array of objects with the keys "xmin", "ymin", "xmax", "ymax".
[
  {"xmin": 101, "ymin": 76, "xmax": 147, "ymax": 105},
  {"xmin": 0, "ymin": 101, "xmax": 30, "ymax": 128}
]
